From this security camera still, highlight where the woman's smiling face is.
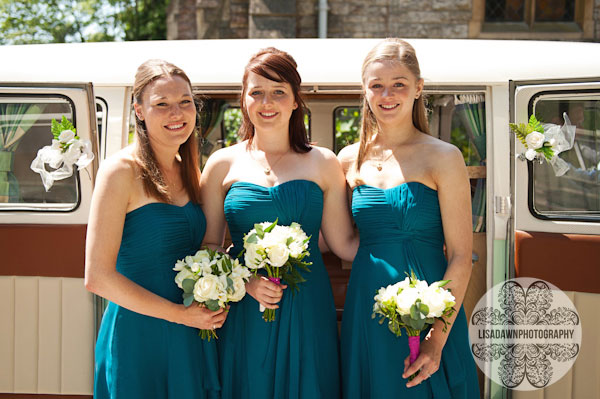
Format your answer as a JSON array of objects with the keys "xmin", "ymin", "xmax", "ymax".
[
  {"xmin": 134, "ymin": 75, "xmax": 196, "ymax": 148},
  {"xmin": 363, "ymin": 60, "xmax": 423, "ymax": 128},
  {"xmin": 243, "ymin": 71, "xmax": 298, "ymax": 135}
]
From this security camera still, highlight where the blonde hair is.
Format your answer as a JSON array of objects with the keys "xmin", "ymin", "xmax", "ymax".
[
  {"xmin": 353, "ymin": 38, "xmax": 429, "ymax": 179},
  {"xmin": 133, "ymin": 59, "xmax": 202, "ymax": 204}
]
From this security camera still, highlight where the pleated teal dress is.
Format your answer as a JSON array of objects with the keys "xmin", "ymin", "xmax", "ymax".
[
  {"xmin": 218, "ymin": 180, "xmax": 340, "ymax": 399},
  {"xmin": 94, "ymin": 202, "xmax": 220, "ymax": 399},
  {"xmin": 340, "ymin": 182, "xmax": 480, "ymax": 399}
]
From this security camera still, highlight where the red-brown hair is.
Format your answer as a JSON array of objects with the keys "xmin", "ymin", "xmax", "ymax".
[
  {"xmin": 239, "ymin": 47, "xmax": 311, "ymax": 153},
  {"xmin": 133, "ymin": 59, "xmax": 202, "ymax": 204}
]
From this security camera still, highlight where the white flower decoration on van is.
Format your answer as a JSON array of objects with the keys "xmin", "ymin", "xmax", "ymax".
[
  {"xmin": 509, "ymin": 113, "xmax": 576, "ymax": 176},
  {"xmin": 30, "ymin": 116, "xmax": 94, "ymax": 191}
]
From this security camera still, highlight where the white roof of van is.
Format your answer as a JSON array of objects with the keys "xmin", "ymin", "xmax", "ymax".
[{"xmin": 1, "ymin": 38, "xmax": 599, "ymax": 87}]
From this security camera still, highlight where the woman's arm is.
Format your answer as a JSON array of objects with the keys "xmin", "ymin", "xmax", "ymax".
[
  {"xmin": 85, "ymin": 156, "xmax": 226, "ymax": 330},
  {"xmin": 319, "ymin": 147, "xmax": 359, "ymax": 262},
  {"xmin": 403, "ymin": 144, "xmax": 473, "ymax": 387}
]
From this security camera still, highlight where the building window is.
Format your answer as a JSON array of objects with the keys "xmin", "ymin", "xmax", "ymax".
[{"xmin": 470, "ymin": 0, "xmax": 592, "ymax": 39}]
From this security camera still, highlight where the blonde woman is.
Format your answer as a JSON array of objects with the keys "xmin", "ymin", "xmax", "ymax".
[{"xmin": 339, "ymin": 39, "xmax": 480, "ymax": 398}]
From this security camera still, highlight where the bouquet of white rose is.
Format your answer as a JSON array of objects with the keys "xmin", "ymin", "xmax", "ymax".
[
  {"xmin": 509, "ymin": 113, "xmax": 575, "ymax": 176},
  {"xmin": 242, "ymin": 219, "xmax": 312, "ymax": 322},
  {"xmin": 372, "ymin": 270, "xmax": 456, "ymax": 380},
  {"xmin": 30, "ymin": 116, "xmax": 94, "ymax": 191},
  {"xmin": 174, "ymin": 248, "xmax": 251, "ymax": 340}
]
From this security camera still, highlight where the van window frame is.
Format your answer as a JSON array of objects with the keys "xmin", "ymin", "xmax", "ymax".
[
  {"xmin": 0, "ymin": 92, "xmax": 82, "ymax": 213},
  {"xmin": 527, "ymin": 88, "xmax": 600, "ymax": 223}
]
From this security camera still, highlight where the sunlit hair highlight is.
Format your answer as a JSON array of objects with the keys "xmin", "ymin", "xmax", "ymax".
[
  {"xmin": 239, "ymin": 47, "xmax": 311, "ymax": 153},
  {"xmin": 132, "ymin": 59, "xmax": 202, "ymax": 204},
  {"xmin": 352, "ymin": 38, "xmax": 429, "ymax": 181}
]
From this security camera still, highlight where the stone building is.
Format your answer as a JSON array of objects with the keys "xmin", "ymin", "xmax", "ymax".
[{"xmin": 167, "ymin": 0, "xmax": 600, "ymax": 41}]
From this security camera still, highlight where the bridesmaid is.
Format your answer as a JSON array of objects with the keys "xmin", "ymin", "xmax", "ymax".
[
  {"xmin": 338, "ymin": 39, "xmax": 480, "ymax": 398},
  {"xmin": 85, "ymin": 59, "xmax": 226, "ymax": 398},
  {"xmin": 201, "ymin": 47, "xmax": 358, "ymax": 399}
]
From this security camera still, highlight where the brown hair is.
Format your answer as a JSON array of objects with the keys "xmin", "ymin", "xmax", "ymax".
[
  {"xmin": 239, "ymin": 47, "xmax": 311, "ymax": 153},
  {"xmin": 132, "ymin": 59, "xmax": 202, "ymax": 204},
  {"xmin": 354, "ymin": 38, "xmax": 429, "ymax": 176}
]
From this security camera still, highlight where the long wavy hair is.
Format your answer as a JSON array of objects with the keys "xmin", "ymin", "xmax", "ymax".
[
  {"xmin": 239, "ymin": 47, "xmax": 311, "ymax": 153},
  {"xmin": 132, "ymin": 59, "xmax": 202, "ymax": 204},
  {"xmin": 354, "ymin": 38, "xmax": 429, "ymax": 177}
]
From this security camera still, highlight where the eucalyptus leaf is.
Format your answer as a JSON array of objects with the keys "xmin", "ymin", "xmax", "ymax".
[
  {"xmin": 205, "ymin": 299, "xmax": 220, "ymax": 312},
  {"xmin": 182, "ymin": 278, "xmax": 196, "ymax": 294},
  {"xmin": 183, "ymin": 295, "xmax": 195, "ymax": 307}
]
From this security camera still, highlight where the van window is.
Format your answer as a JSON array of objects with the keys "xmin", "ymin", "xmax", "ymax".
[
  {"xmin": 532, "ymin": 96, "xmax": 600, "ymax": 219},
  {"xmin": 0, "ymin": 96, "xmax": 79, "ymax": 210},
  {"xmin": 96, "ymin": 97, "xmax": 108, "ymax": 153}
]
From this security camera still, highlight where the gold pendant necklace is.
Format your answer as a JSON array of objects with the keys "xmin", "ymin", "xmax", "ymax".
[
  {"xmin": 374, "ymin": 148, "xmax": 396, "ymax": 171},
  {"xmin": 249, "ymin": 146, "xmax": 286, "ymax": 175}
]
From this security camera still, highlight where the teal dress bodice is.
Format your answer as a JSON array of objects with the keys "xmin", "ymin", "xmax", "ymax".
[
  {"xmin": 94, "ymin": 202, "xmax": 219, "ymax": 399},
  {"xmin": 218, "ymin": 180, "xmax": 340, "ymax": 399},
  {"xmin": 340, "ymin": 183, "xmax": 480, "ymax": 399}
]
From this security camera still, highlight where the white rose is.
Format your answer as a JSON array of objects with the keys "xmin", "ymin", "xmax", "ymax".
[
  {"xmin": 231, "ymin": 263, "xmax": 251, "ymax": 280},
  {"xmin": 229, "ymin": 276, "xmax": 247, "ymax": 302},
  {"xmin": 421, "ymin": 285, "xmax": 456, "ymax": 318},
  {"xmin": 193, "ymin": 274, "xmax": 221, "ymax": 302},
  {"xmin": 190, "ymin": 262, "xmax": 201, "ymax": 273},
  {"xmin": 267, "ymin": 243, "xmax": 289, "ymax": 267},
  {"xmin": 395, "ymin": 286, "xmax": 420, "ymax": 315},
  {"xmin": 192, "ymin": 250, "xmax": 211, "ymax": 263},
  {"xmin": 200, "ymin": 260, "xmax": 213, "ymax": 275},
  {"xmin": 525, "ymin": 148, "xmax": 537, "ymax": 161},
  {"xmin": 175, "ymin": 268, "xmax": 195, "ymax": 289},
  {"xmin": 58, "ymin": 129, "xmax": 75, "ymax": 143},
  {"xmin": 288, "ymin": 241, "xmax": 304, "ymax": 258},
  {"xmin": 173, "ymin": 259, "xmax": 187, "ymax": 271},
  {"xmin": 244, "ymin": 243, "xmax": 264, "ymax": 269},
  {"xmin": 525, "ymin": 131, "xmax": 545, "ymax": 150},
  {"xmin": 63, "ymin": 140, "xmax": 83, "ymax": 165}
]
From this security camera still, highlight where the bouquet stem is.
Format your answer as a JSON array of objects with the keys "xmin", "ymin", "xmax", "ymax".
[
  {"xmin": 407, "ymin": 335, "xmax": 421, "ymax": 381},
  {"xmin": 199, "ymin": 329, "xmax": 218, "ymax": 341}
]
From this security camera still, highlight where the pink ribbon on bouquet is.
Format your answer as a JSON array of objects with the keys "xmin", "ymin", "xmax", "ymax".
[{"xmin": 408, "ymin": 336, "xmax": 420, "ymax": 366}]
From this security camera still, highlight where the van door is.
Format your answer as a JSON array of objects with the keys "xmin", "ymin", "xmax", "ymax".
[
  {"xmin": 0, "ymin": 83, "xmax": 98, "ymax": 398},
  {"xmin": 511, "ymin": 79, "xmax": 600, "ymax": 399}
]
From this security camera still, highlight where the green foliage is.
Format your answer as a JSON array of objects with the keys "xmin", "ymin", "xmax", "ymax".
[
  {"xmin": 0, "ymin": 0, "xmax": 119, "ymax": 44},
  {"xmin": 509, "ymin": 114, "xmax": 545, "ymax": 146},
  {"xmin": 222, "ymin": 108, "xmax": 242, "ymax": 147},
  {"xmin": 335, "ymin": 107, "xmax": 361, "ymax": 154},
  {"xmin": 0, "ymin": 0, "xmax": 169, "ymax": 45},
  {"xmin": 51, "ymin": 116, "xmax": 76, "ymax": 139},
  {"xmin": 108, "ymin": 0, "xmax": 169, "ymax": 41}
]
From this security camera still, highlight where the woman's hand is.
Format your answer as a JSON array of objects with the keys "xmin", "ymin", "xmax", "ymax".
[
  {"xmin": 245, "ymin": 275, "xmax": 287, "ymax": 309},
  {"xmin": 177, "ymin": 304, "xmax": 228, "ymax": 330},
  {"xmin": 402, "ymin": 330, "xmax": 443, "ymax": 388}
]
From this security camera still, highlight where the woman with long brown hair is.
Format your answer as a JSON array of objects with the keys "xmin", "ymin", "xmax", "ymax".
[
  {"xmin": 338, "ymin": 39, "xmax": 480, "ymax": 398},
  {"xmin": 201, "ymin": 47, "xmax": 358, "ymax": 399},
  {"xmin": 85, "ymin": 59, "xmax": 226, "ymax": 398}
]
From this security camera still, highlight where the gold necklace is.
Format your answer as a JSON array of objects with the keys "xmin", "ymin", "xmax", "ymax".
[
  {"xmin": 372, "ymin": 147, "xmax": 396, "ymax": 171},
  {"xmin": 249, "ymin": 147, "xmax": 287, "ymax": 175}
]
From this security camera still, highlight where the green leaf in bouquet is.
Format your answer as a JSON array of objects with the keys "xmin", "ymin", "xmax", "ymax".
[
  {"xmin": 51, "ymin": 116, "xmax": 77, "ymax": 139},
  {"xmin": 290, "ymin": 222, "xmax": 300, "ymax": 229},
  {"xmin": 410, "ymin": 304, "xmax": 420, "ymax": 320},
  {"xmin": 226, "ymin": 276, "xmax": 234, "ymax": 290},
  {"xmin": 529, "ymin": 114, "xmax": 544, "ymax": 133},
  {"xmin": 264, "ymin": 218, "xmax": 278, "ymax": 233},
  {"xmin": 254, "ymin": 224, "xmax": 264, "ymax": 239},
  {"xmin": 204, "ymin": 299, "xmax": 221, "ymax": 312},
  {"xmin": 182, "ymin": 278, "xmax": 196, "ymax": 294},
  {"xmin": 437, "ymin": 280, "xmax": 451, "ymax": 287},
  {"xmin": 410, "ymin": 318, "xmax": 426, "ymax": 332},
  {"xmin": 419, "ymin": 303, "xmax": 429, "ymax": 317},
  {"xmin": 183, "ymin": 293, "xmax": 195, "ymax": 307},
  {"xmin": 286, "ymin": 236, "xmax": 294, "ymax": 246},
  {"xmin": 539, "ymin": 145, "xmax": 554, "ymax": 160}
]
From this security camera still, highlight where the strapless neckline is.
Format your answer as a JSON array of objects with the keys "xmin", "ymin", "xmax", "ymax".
[{"xmin": 353, "ymin": 181, "xmax": 437, "ymax": 193}]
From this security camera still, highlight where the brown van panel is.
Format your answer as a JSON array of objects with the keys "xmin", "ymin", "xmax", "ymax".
[
  {"xmin": 0, "ymin": 395, "xmax": 91, "ymax": 399},
  {"xmin": 515, "ymin": 230, "xmax": 600, "ymax": 294},
  {"xmin": 0, "ymin": 224, "xmax": 86, "ymax": 278}
]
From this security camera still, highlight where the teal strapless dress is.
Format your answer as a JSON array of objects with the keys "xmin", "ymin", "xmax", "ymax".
[
  {"xmin": 94, "ymin": 202, "xmax": 220, "ymax": 399},
  {"xmin": 340, "ymin": 183, "xmax": 480, "ymax": 399},
  {"xmin": 218, "ymin": 180, "xmax": 340, "ymax": 399}
]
